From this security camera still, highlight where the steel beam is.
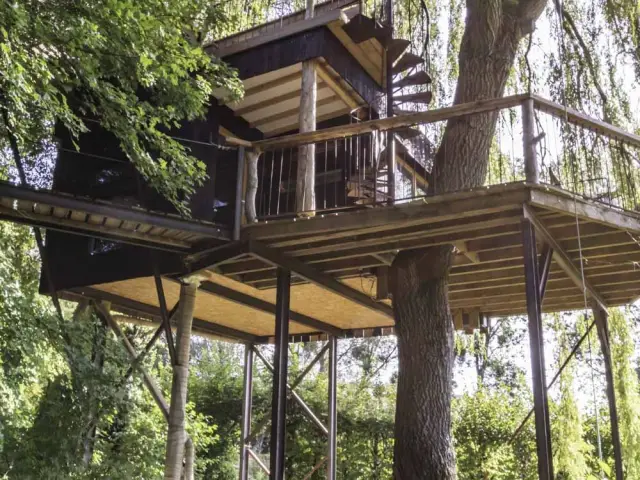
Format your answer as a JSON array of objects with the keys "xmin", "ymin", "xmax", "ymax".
[
  {"xmin": 592, "ymin": 304, "xmax": 624, "ymax": 480},
  {"xmin": 538, "ymin": 244, "xmax": 553, "ymax": 301},
  {"xmin": 327, "ymin": 337, "xmax": 338, "ymax": 480},
  {"xmin": 239, "ymin": 344, "xmax": 254, "ymax": 480},
  {"xmin": 269, "ymin": 268, "xmax": 290, "ymax": 480},
  {"xmin": 198, "ymin": 280, "xmax": 343, "ymax": 336},
  {"xmin": 522, "ymin": 219, "xmax": 553, "ymax": 480},
  {"xmin": 248, "ymin": 240, "xmax": 393, "ymax": 319}
]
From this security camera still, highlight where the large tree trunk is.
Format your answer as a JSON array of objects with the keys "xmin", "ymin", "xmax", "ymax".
[{"xmin": 390, "ymin": 1, "xmax": 547, "ymax": 478}]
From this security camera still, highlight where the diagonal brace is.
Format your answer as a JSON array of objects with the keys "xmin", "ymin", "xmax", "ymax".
[
  {"xmin": 253, "ymin": 346, "xmax": 329, "ymax": 435},
  {"xmin": 523, "ymin": 204, "xmax": 607, "ymax": 310}
]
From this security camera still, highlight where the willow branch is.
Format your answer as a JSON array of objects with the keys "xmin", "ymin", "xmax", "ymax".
[{"xmin": 562, "ymin": 7, "xmax": 610, "ymax": 121}]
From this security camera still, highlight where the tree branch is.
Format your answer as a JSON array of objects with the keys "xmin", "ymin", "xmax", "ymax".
[{"xmin": 561, "ymin": 6, "xmax": 610, "ymax": 121}]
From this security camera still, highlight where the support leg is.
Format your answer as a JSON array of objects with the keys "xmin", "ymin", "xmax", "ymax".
[
  {"xmin": 239, "ymin": 344, "xmax": 254, "ymax": 480},
  {"xmin": 270, "ymin": 268, "xmax": 291, "ymax": 480},
  {"xmin": 592, "ymin": 305, "xmax": 624, "ymax": 480},
  {"xmin": 522, "ymin": 219, "xmax": 553, "ymax": 480},
  {"xmin": 164, "ymin": 279, "xmax": 199, "ymax": 480},
  {"xmin": 327, "ymin": 337, "xmax": 338, "ymax": 480}
]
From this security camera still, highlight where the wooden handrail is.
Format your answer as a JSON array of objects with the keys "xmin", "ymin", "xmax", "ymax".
[
  {"xmin": 246, "ymin": 93, "xmax": 640, "ymax": 151},
  {"xmin": 531, "ymin": 95, "xmax": 640, "ymax": 149},
  {"xmin": 253, "ymin": 94, "xmax": 530, "ymax": 150}
]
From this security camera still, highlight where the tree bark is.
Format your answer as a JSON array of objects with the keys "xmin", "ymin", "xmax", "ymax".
[
  {"xmin": 390, "ymin": 1, "xmax": 548, "ymax": 478},
  {"xmin": 164, "ymin": 280, "xmax": 199, "ymax": 480},
  {"xmin": 245, "ymin": 151, "xmax": 260, "ymax": 223}
]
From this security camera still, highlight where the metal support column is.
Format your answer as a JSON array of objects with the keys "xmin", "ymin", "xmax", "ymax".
[
  {"xmin": 522, "ymin": 219, "xmax": 553, "ymax": 480},
  {"xmin": 269, "ymin": 268, "xmax": 291, "ymax": 480},
  {"xmin": 592, "ymin": 304, "xmax": 624, "ymax": 480},
  {"xmin": 327, "ymin": 336, "xmax": 338, "ymax": 479},
  {"xmin": 385, "ymin": 0, "xmax": 395, "ymax": 205},
  {"xmin": 239, "ymin": 343, "xmax": 254, "ymax": 480}
]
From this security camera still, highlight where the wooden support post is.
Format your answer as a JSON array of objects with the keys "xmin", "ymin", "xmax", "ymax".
[
  {"xmin": 245, "ymin": 150, "xmax": 260, "ymax": 223},
  {"xmin": 522, "ymin": 219, "xmax": 553, "ymax": 480},
  {"xmin": 592, "ymin": 304, "xmax": 624, "ymax": 480},
  {"xmin": 522, "ymin": 98, "xmax": 538, "ymax": 184},
  {"xmin": 164, "ymin": 279, "xmax": 200, "ymax": 480},
  {"xmin": 296, "ymin": 0, "xmax": 317, "ymax": 216},
  {"xmin": 234, "ymin": 146, "xmax": 246, "ymax": 240},
  {"xmin": 270, "ymin": 268, "xmax": 291, "ymax": 480},
  {"xmin": 239, "ymin": 344, "xmax": 254, "ymax": 480},
  {"xmin": 327, "ymin": 337, "xmax": 338, "ymax": 480}
]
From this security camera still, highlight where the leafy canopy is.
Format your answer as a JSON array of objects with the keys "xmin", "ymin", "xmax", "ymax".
[{"xmin": 0, "ymin": 0, "xmax": 242, "ymax": 214}]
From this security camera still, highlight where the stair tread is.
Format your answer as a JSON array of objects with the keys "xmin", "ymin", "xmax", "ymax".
[
  {"xmin": 343, "ymin": 14, "xmax": 392, "ymax": 45},
  {"xmin": 392, "ymin": 52, "xmax": 423, "ymax": 74},
  {"xmin": 394, "ymin": 71, "xmax": 433, "ymax": 89},
  {"xmin": 388, "ymin": 39, "xmax": 411, "ymax": 65}
]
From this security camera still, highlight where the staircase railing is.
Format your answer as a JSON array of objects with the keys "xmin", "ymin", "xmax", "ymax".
[{"xmin": 240, "ymin": 94, "xmax": 640, "ymax": 222}]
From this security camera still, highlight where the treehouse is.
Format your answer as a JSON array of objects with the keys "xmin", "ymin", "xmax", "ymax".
[{"xmin": 0, "ymin": 0, "xmax": 638, "ymax": 478}]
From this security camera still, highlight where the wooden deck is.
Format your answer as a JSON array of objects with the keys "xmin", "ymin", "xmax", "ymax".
[{"xmin": 72, "ymin": 183, "xmax": 640, "ymax": 342}]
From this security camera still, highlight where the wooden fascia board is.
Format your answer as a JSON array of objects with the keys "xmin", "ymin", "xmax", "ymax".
[
  {"xmin": 528, "ymin": 187, "xmax": 640, "ymax": 234},
  {"xmin": 522, "ymin": 204, "xmax": 608, "ymax": 310},
  {"xmin": 242, "ymin": 184, "xmax": 530, "ymax": 240},
  {"xmin": 212, "ymin": 9, "xmax": 348, "ymax": 59}
]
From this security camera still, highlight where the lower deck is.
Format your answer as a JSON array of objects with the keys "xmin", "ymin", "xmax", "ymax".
[{"xmin": 64, "ymin": 183, "xmax": 640, "ymax": 342}]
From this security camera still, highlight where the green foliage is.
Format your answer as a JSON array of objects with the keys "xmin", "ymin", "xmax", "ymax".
[
  {"xmin": 550, "ymin": 314, "xmax": 593, "ymax": 479},
  {"xmin": 0, "ymin": 0, "xmax": 243, "ymax": 215},
  {"xmin": 453, "ymin": 387, "xmax": 537, "ymax": 479},
  {"xmin": 610, "ymin": 307, "xmax": 640, "ymax": 479}
]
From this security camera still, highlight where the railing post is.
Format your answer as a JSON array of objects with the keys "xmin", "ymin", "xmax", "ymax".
[
  {"xmin": 522, "ymin": 98, "xmax": 538, "ymax": 184},
  {"xmin": 239, "ymin": 343, "xmax": 254, "ymax": 480},
  {"xmin": 234, "ymin": 146, "xmax": 246, "ymax": 240}
]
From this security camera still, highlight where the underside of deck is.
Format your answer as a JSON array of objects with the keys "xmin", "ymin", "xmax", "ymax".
[{"xmin": 60, "ymin": 183, "xmax": 640, "ymax": 343}]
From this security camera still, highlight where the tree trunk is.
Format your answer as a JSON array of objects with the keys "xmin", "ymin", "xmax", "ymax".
[
  {"xmin": 391, "ymin": 246, "xmax": 456, "ymax": 479},
  {"xmin": 164, "ymin": 280, "xmax": 199, "ymax": 480},
  {"xmin": 390, "ymin": 1, "xmax": 548, "ymax": 478}
]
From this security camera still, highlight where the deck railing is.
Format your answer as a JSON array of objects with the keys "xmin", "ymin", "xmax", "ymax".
[{"xmin": 237, "ymin": 94, "xmax": 640, "ymax": 225}]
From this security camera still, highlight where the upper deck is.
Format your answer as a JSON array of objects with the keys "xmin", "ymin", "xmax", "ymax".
[{"xmin": 5, "ymin": 93, "xmax": 638, "ymax": 343}]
